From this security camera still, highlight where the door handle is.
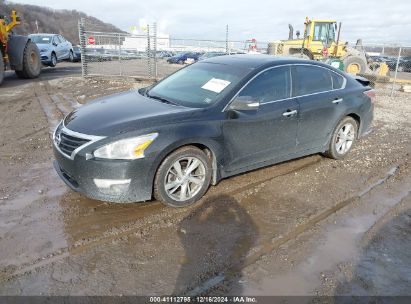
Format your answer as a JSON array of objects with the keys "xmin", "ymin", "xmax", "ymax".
[
  {"xmin": 332, "ymin": 98, "xmax": 343, "ymax": 104},
  {"xmin": 282, "ymin": 109, "xmax": 298, "ymax": 117}
]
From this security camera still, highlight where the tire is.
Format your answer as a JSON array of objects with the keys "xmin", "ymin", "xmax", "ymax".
[
  {"xmin": 50, "ymin": 52, "xmax": 57, "ymax": 67},
  {"xmin": 324, "ymin": 117, "xmax": 358, "ymax": 160},
  {"xmin": 343, "ymin": 56, "xmax": 367, "ymax": 74},
  {"xmin": 178, "ymin": 59, "xmax": 184, "ymax": 64},
  {"xmin": 15, "ymin": 41, "xmax": 41, "ymax": 79},
  {"xmin": 0, "ymin": 50, "xmax": 4, "ymax": 86},
  {"xmin": 154, "ymin": 146, "xmax": 212, "ymax": 207},
  {"xmin": 69, "ymin": 50, "xmax": 74, "ymax": 62}
]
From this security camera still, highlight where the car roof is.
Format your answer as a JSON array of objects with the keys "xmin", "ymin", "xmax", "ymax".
[{"xmin": 202, "ymin": 54, "xmax": 322, "ymax": 70}]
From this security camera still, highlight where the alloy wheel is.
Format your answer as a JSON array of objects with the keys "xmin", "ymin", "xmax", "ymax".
[
  {"xmin": 335, "ymin": 123, "xmax": 355, "ymax": 155},
  {"xmin": 164, "ymin": 157, "xmax": 206, "ymax": 202}
]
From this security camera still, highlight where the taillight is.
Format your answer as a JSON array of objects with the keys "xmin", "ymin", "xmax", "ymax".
[{"xmin": 364, "ymin": 89, "xmax": 376, "ymax": 104}]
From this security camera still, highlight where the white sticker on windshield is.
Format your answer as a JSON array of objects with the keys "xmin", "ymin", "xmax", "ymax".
[{"xmin": 201, "ymin": 78, "xmax": 231, "ymax": 93}]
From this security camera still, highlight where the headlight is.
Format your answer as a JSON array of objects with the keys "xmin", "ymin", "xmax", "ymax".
[
  {"xmin": 40, "ymin": 48, "xmax": 48, "ymax": 53},
  {"xmin": 93, "ymin": 133, "xmax": 158, "ymax": 160}
]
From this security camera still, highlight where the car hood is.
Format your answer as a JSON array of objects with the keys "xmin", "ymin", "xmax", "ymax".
[{"xmin": 64, "ymin": 90, "xmax": 195, "ymax": 136}]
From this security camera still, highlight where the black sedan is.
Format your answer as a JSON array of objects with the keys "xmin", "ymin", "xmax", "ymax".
[{"xmin": 53, "ymin": 55, "xmax": 374, "ymax": 207}]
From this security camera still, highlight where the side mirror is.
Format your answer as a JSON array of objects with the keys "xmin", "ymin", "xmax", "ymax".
[
  {"xmin": 229, "ymin": 96, "xmax": 259, "ymax": 111},
  {"xmin": 53, "ymin": 42, "xmax": 58, "ymax": 46}
]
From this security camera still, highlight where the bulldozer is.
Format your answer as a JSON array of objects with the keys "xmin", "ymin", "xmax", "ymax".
[
  {"xmin": 269, "ymin": 17, "xmax": 389, "ymax": 77},
  {"xmin": 0, "ymin": 10, "xmax": 41, "ymax": 86}
]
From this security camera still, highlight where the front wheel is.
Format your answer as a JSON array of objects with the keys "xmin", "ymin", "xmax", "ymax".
[
  {"xmin": 324, "ymin": 117, "xmax": 358, "ymax": 160},
  {"xmin": 154, "ymin": 146, "xmax": 212, "ymax": 207},
  {"xmin": 50, "ymin": 53, "xmax": 57, "ymax": 67}
]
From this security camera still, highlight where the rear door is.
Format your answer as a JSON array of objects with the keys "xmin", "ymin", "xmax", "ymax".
[
  {"xmin": 293, "ymin": 64, "xmax": 346, "ymax": 151},
  {"xmin": 223, "ymin": 66, "xmax": 299, "ymax": 172}
]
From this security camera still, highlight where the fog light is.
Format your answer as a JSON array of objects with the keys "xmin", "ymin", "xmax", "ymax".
[{"xmin": 93, "ymin": 179, "xmax": 131, "ymax": 194}]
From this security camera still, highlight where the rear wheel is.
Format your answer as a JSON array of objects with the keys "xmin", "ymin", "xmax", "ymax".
[
  {"xmin": 69, "ymin": 50, "xmax": 74, "ymax": 62},
  {"xmin": 15, "ymin": 41, "xmax": 41, "ymax": 79},
  {"xmin": 344, "ymin": 56, "xmax": 367, "ymax": 74},
  {"xmin": 0, "ymin": 50, "xmax": 4, "ymax": 86},
  {"xmin": 325, "ymin": 117, "xmax": 358, "ymax": 160},
  {"xmin": 154, "ymin": 146, "xmax": 212, "ymax": 207}
]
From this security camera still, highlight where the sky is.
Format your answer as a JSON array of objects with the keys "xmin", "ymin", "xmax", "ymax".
[{"xmin": 10, "ymin": 0, "xmax": 411, "ymax": 45}]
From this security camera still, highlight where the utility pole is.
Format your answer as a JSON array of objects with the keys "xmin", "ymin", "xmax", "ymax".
[{"xmin": 226, "ymin": 24, "xmax": 229, "ymax": 54}]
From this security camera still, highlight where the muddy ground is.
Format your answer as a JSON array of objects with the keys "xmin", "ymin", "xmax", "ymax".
[{"xmin": 0, "ymin": 67, "xmax": 410, "ymax": 297}]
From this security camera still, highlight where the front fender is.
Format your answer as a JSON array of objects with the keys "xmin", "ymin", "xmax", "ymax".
[{"xmin": 146, "ymin": 122, "xmax": 225, "ymax": 187}]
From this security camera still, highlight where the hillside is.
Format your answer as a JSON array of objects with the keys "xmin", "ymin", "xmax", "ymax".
[{"xmin": 0, "ymin": 0, "xmax": 124, "ymax": 45}]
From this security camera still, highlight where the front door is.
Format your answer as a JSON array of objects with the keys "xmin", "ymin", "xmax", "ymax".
[{"xmin": 223, "ymin": 66, "xmax": 299, "ymax": 172}]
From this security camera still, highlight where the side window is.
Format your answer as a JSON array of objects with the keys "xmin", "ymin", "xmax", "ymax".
[
  {"xmin": 238, "ymin": 66, "xmax": 291, "ymax": 103},
  {"xmin": 331, "ymin": 72, "xmax": 345, "ymax": 89},
  {"xmin": 294, "ymin": 65, "xmax": 333, "ymax": 96},
  {"xmin": 53, "ymin": 36, "xmax": 61, "ymax": 44},
  {"xmin": 59, "ymin": 35, "xmax": 66, "ymax": 42}
]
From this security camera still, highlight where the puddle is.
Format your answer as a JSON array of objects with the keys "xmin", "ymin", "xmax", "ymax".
[{"xmin": 242, "ymin": 168, "xmax": 411, "ymax": 295}]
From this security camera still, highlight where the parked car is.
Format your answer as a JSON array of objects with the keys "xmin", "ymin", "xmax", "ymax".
[
  {"xmin": 29, "ymin": 33, "xmax": 74, "ymax": 67},
  {"xmin": 157, "ymin": 51, "xmax": 174, "ymax": 59},
  {"xmin": 72, "ymin": 46, "xmax": 81, "ymax": 62},
  {"xmin": 85, "ymin": 48, "xmax": 115, "ymax": 62},
  {"xmin": 167, "ymin": 52, "xmax": 201, "ymax": 64},
  {"xmin": 369, "ymin": 55, "xmax": 389, "ymax": 63},
  {"xmin": 198, "ymin": 52, "xmax": 227, "ymax": 61},
  {"xmin": 53, "ymin": 55, "xmax": 374, "ymax": 207},
  {"xmin": 384, "ymin": 56, "xmax": 411, "ymax": 72}
]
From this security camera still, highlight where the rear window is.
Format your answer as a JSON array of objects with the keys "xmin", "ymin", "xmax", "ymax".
[
  {"xmin": 331, "ymin": 72, "xmax": 345, "ymax": 89},
  {"xmin": 294, "ymin": 65, "xmax": 333, "ymax": 96}
]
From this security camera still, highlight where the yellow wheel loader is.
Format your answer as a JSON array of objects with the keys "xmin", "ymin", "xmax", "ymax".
[
  {"xmin": 270, "ymin": 17, "xmax": 389, "ymax": 77},
  {"xmin": 0, "ymin": 10, "xmax": 41, "ymax": 86}
]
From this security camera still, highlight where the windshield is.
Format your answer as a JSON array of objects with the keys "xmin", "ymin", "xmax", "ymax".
[
  {"xmin": 30, "ymin": 35, "xmax": 52, "ymax": 44},
  {"xmin": 147, "ymin": 62, "xmax": 247, "ymax": 108}
]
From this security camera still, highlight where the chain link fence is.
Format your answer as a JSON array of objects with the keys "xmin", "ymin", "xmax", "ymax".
[
  {"xmin": 78, "ymin": 19, "xmax": 411, "ymax": 93},
  {"xmin": 78, "ymin": 19, "xmax": 270, "ymax": 80}
]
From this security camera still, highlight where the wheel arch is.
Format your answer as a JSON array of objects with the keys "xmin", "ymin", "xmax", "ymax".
[
  {"xmin": 150, "ymin": 139, "xmax": 223, "ymax": 195},
  {"xmin": 346, "ymin": 113, "xmax": 361, "ymax": 138},
  {"xmin": 325, "ymin": 112, "xmax": 362, "ymax": 150}
]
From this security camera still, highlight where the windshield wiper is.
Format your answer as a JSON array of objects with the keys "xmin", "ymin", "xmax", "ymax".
[{"xmin": 146, "ymin": 92, "xmax": 176, "ymax": 105}]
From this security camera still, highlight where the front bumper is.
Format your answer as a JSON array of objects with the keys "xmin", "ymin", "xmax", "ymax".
[
  {"xmin": 53, "ymin": 145, "xmax": 154, "ymax": 203},
  {"xmin": 40, "ymin": 52, "xmax": 52, "ymax": 65}
]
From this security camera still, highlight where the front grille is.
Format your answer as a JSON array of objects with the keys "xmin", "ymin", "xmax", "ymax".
[
  {"xmin": 59, "ymin": 133, "xmax": 90, "ymax": 156},
  {"xmin": 54, "ymin": 124, "xmax": 91, "ymax": 158}
]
